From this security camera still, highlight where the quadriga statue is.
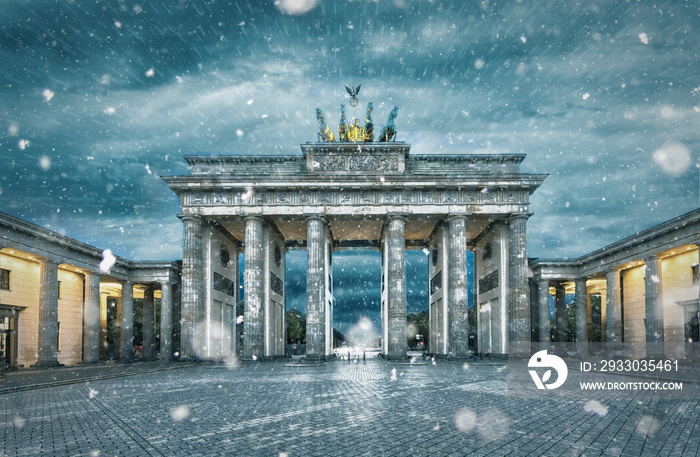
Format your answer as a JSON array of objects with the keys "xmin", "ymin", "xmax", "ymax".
[
  {"xmin": 316, "ymin": 108, "xmax": 336, "ymax": 142},
  {"xmin": 377, "ymin": 106, "xmax": 399, "ymax": 142}
]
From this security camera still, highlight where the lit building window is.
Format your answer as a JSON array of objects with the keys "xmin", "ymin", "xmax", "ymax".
[{"xmin": 0, "ymin": 269, "xmax": 9, "ymax": 291}]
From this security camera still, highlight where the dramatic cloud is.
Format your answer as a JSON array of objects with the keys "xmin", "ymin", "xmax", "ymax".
[{"xmin": 1, "ymin": 1, "xmax": 698, "ymax": 327}]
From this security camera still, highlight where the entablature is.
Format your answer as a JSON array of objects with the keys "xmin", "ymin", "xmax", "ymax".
[{"xmin": 178, "ymin": 186, "xmax": 532, "ymax": 210}]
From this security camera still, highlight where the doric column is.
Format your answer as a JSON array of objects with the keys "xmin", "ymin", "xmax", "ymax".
[
  {"xmin": 34, "ymin": 258, "xmax": 61, "ymax": 367},
  {"xmin": 645, "ymin": 254, "xmax": 664, "ymax": 357},
  {"xmin": 159, "ymin": 282, "xmax": 173, "ymax": 360},
  {"xmin": 179, "ymin": 214, "xmax": 204, "ymax": 360},
  {"xmin": 507, "ymin": 214, "xmax": 531, "ymax": 352},
  {"xmin": 305, "ymin": 216, "xmax": 327, "ymax": 360},
  {"xmin": 574, "ymin": 277, "xmax": 589, "ymax": 355},
  {"xmin": 244, "ymin": 216, "xmax": 265, "ymax": 359},
  {"xmin": 82, "ymin": 271, "xmax": 101, "ymax": 363},
  {"xmin": 142, "ymin": 285, "xmax": 155, "ymax": 361},
  {"xmin": 554, "ymin": 282, "xmax": 567, "ymax": 343},
  {"xmin": 447, "ymin": 215, "xmax": 469, "ymax": 358},
  {"xmin": 119, "ymin": 280, "xmax": 135, "ymax": 362},
  {"xmin": 605, "ymin": 267, "xmax": 622, "ymax": 343},
  {"xmin": 538, "ymin": 279, "xmax": 551, "ymax": 343},
  {"xmin": 385, "ymin": 215, "xmax": 407, "ymax": 359}
]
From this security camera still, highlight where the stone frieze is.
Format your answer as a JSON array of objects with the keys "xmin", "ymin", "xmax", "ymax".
[{"xmin": 183, "ymin": 189, "xmax": 528, "ymax": 207}]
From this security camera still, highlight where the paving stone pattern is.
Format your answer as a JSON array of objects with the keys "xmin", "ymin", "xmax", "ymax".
[{"xmin": 1, "ymin": 358, "xmax": 699, "ymax": 456}]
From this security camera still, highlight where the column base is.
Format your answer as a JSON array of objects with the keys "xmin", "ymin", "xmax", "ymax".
[
  {"xmin": 380, "ymin": 353, "xmax": 413, "ymax": 362},
  {"xmin": 300, "ymin": 355, "xmax": 327, "ymax": 364},
  {"xmin": 175, "ymin": 356, "xmax": 202, "ymax": 363},
  {"xmin": 31, "ymin": 360, "xmax": 64, "ymax": 369}
]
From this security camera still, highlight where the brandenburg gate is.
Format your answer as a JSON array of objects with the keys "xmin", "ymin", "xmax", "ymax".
[{"xmin": 163, "ymin": 102, "xmax": 546, "ymax": 361}]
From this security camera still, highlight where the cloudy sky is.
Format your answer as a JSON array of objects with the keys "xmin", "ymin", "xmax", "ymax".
[{"xmin": 1, "ymin": 0, "xmax": 698, "ymax": 333}]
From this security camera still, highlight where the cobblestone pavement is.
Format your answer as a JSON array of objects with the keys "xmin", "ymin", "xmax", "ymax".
[{"xmin": 1, "ymin": 357, "xmax": 699, "ymax": 456}]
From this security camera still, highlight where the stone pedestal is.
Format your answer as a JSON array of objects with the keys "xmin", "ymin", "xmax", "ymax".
[
  {"xmin": 305, "ymin": 216, "xmax": 327, "ymax": 361},
  {"xmin": 244, "ymin": 216, "xmax": 265, "ymax": 359}
]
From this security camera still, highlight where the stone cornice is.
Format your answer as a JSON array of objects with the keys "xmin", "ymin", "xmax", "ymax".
[
  {"xmin": 529, "ymin": 208, "xmax": 700, "ymax": 278},
  {"xmin": 0, "ymin": 211, "xmax": 181, "ymax": 279},
  {"xmin": 161, "ymin": 174, "xmax": 548, "ymax": 190}
]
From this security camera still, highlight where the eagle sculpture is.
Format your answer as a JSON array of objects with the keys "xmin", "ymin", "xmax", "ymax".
[
  {"xmin": 345, "ymin": 84, "xmax": 361, "ymax": 107},
  {"xmin": 315, "ymin": 108, "xmax": 335, "ymax": 142},
  {"xmin": 377, "ymin": 106, "xmax": 399, "ymax": 142}
]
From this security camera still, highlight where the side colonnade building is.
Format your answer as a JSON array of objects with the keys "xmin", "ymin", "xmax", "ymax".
[
  {"xmin": 0, "ymin": 212, "xmax": 180, "ymax": 369},
  {"xmin": 529, "ymin": 208, "xmax": 700, "ymax": 360}
]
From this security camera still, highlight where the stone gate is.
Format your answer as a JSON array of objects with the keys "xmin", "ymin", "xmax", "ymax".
[{"xmin": 163, "ymin": 141, "xmax": 546, "ymax": 360}]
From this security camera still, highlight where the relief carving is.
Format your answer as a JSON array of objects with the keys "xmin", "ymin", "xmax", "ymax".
[{"xmin": 314, "ymin": 154, "xmax": 399, "ymax": 172}]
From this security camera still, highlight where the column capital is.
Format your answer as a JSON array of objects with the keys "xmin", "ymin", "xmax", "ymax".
[
  {"xmin": 506, "ymin": 212, "xmax": 532, "ymax": 223},
  {"xmin": 244, "ymin": 215, "xmax": 265, "ymax": 223},
  {"xmin": 445, "ymin": 213, "xmax": 468, "ymax": 222},
  {"xmin": 643, "ymin": 252, "xmax": 664, "ymax": 263},
  {"xmin": 304, "ymin": 214, "xmax": 327, "ymax": 224},
  {"xmin": 119, "ymin": 279, "xmax": 134, "ymax": 287},
  {"xmin": 39, "ymin": 257, "xmax": 61, "ymax": 267},
  {"xmin": 385, "ymin": 213, "xmax": 407, "ymax": 222},
  {"xmin": 177, "ymin": 214, "xmax": 203, "ymax": 223}
]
